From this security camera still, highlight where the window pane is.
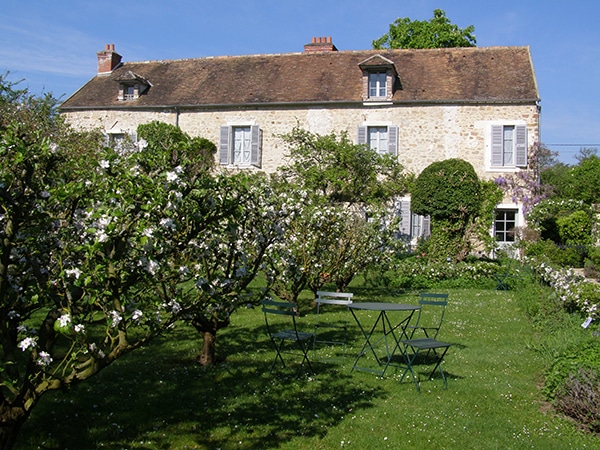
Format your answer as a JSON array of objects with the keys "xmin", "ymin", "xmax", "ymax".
[
  {"xmin": 368, "ymin": 126, "xmax": 388, "ymax": 154},
  {"xmin": 494, "ymin": 209, "xmax": 517, "ymax": 243},
  {"xmin": 503, "ymin": 126, "xmax": 514, "ymax": 166},
  {"xmin": 369, "ymin": 72, "xmax": 386, "ymax": 97},
  {"xmin": 233, "ymin": 126, "xmax": 251, "ymax": 164}
]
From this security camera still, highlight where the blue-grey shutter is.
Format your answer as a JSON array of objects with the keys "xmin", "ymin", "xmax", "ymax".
[
  {"xmin": 515, "ymin": 125, "xmax": 528, "ymax": 167},
  {"xmin": 491, "ymin": 125, "xmax": 503, "ymax": 167},
  {"xmin": 219, "ymin": 126, "xmax": 230, "ymax": 165},
  {"xmin": 388, "ymin": 125, "xmax": 398, "ymax": 156},
  {"xmin": 398, "ymin": 199, "xmax": 411, "ymax": 239},
  {"xmin": 250, "ymin": 125, "xmax": 261, "ymax": 167},
  {"xmin": 357, "ymin": 126, "xmax": 367, "ymax": 145},
  {"xmin": 423, "ymin": 215, "xmax": 431, "ymax": 238}
]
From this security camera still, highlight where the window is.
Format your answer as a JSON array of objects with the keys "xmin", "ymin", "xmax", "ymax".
[
  {"xmin": 359, "ymin": 55, "xmax": 398, "ymax": 102},
  {"xmin": 357, "ymin": 125, "xmax": 398, "ymax": 156},
  {"xmin": 397, "ymin": 199, "xmax": 430, "ymax": 244},
  {"xmin": 494, "ymin": 209, "xmax": 517, "ymax": 243},
  {"xmin": 124, "ymin": 85, "xmax": 135, "ymax": 100},
  {"xmin": 219, "ymin": 125, "xmax": 261, "ymax": 167},
  {"xmin": 368, "ymin": 72, "xmax": 387, "ymax": 98},
  {"xmin": 491, "ymin": 125, "xmax": 527, "ymax": 168}
]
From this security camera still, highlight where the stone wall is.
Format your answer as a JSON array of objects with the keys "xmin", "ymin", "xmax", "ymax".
[{"xmin": 63, "ymin": 102, "xmax": 539, "ymax": 181}]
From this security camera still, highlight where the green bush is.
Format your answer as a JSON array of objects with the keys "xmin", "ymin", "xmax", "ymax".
[
  {"xmin": 544, "ymin": 341, "xmax": 600, "ymax": 400},
  {"xmin": 584, "ymin": 246, "xmax": 600, "ymax": 280},
  {"xmin": 525, "ymin": 239, "xmax": 585, "ymax": 267},
  {"xmin": 390, "ymin": 257, "xmax": 499, "ymax": 290}
]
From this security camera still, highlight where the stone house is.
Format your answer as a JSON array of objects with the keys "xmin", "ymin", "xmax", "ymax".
[{"xmin": 60, "ymin": 37, "xmax": 540, "ymax": 248}]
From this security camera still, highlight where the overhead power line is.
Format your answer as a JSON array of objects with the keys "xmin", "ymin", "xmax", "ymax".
[{"xmin": 546, "ymin": 144, "xmax": 600, "ymax": 147}]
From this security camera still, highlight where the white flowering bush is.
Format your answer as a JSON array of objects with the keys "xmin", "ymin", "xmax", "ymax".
[{"xmin": 526, "ymin": 257, "xmax": 600, "ymax": 320}]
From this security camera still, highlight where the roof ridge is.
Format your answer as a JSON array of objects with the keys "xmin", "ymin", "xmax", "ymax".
[{"xmin": 121, "ymin": 45, "xmax": 529, "ymax": 66}]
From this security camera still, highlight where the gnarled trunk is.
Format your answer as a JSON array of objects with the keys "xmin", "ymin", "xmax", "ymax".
[
  {"xmin": 191, "ymin": 315, "xmax": 230, "ymax": 366},
  {"xmin": 0, "ymin": 386, "xmax": 38, "ymax": 450}
]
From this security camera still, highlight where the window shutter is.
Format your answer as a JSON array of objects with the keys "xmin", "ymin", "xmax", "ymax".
[
  {"xmin": 357, "ymin": 126, "xmax": 367, "ymax": 145},
  {"xmin": 398, "ymin": 199, "xmax": 411, "ymax": 239},
  {"xmin": 423, "ymin": 215, "xmax": 431, "ymax": 238},
  {"xmin": 388, "ymin": 125, "xmax": 398, "ymax": 156},
  {"xmin": 250, "ymin": 125, "xmax": 261, "ymax": 167},
  {"xmin": 515, "ymin": 125, "xmax": 528, "ymax": 167},
  {"xmin": 491, "ymin": 125, "xmax": 503, "ymax": 167},
  {"xmin": 219, "ymin": 126, "xmax": 230, "ymax": 165}
]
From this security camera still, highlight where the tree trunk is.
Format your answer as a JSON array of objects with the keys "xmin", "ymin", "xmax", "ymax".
[
  {"xmin": 199, "ymin": 330, "xmax": 216, "ymax": 366},
  {"xmin": 0, "ymin": 402, "xmax": 32, "ymax": 450},
  {"xmin": 191, "ymin": 315, "xmax": 230, "ymax": 366}
]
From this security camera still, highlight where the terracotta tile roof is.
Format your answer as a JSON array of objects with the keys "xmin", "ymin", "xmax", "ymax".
[{"xmin": 61, "ymin": 46, "xmax": 539, "ymax": 110}]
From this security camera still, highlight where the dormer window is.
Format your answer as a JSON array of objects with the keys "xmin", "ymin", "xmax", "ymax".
[
  {"xmin": 369, "ymin": 72, "xmax": 387, "ymax": 98},
  {"xmin": 124, "ymin": 85, "xmax": 136, "ymax": 100},
  {"xmin": 359, "ymin": 55, "xmax": 400, "ymax": 103},
  {"xmin": 115, "ymin": 71, "xmax": 150, "ymax": 101}
]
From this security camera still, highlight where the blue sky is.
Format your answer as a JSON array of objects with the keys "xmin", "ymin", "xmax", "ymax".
[{"xmin": 1, "ymin": 0, "xmax": 598, "ymax": 164}]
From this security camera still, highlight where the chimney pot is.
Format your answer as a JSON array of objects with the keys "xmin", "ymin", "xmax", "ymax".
[
  {"xmin": 303, "ymin": 36, "xmax": 338, "ymax": 52},
  {"xmin": 97, "ymin": 43, "xmax": 122, "ymax": 74}
]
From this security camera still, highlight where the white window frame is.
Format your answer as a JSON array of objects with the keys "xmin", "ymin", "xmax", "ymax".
[
  {"xmin": 368, "ymin": 72, "xmax": 387, "ymax": 98},
  {"xmin": 494, "ymin": 208, "xmax": 518, "ymax": 243},
  {"xmin": 219, "ymin": 125, "xmax": 261, "ymax": 168},
  {"xmin": 490, "ymin": 124, "xmax": 528, "ymax": 168},
  {"xmin": 357, "ymin": 125, "xmax": 398, "ymax": 156}
]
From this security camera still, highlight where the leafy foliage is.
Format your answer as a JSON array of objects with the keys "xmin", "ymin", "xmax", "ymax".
[
  {"xmin": 373, "ymin": 9, "xmax": 476, "ymax": 49},
  {"xmin": 278, "ymin": 126, "xmax": 410, "ymax": 206},
  {"xmin": 411, "ymin": 158, "xmax": 482, "ymax": 261}
]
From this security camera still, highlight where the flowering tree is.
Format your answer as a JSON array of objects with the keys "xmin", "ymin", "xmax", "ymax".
[
  {"xmin": 493, "ymin": 142, "xmax": 554, "ymax": 218},
  {"xmin": 187, "ymin": 173, "xmax": 302, "ymax": 365},
  {"xmin": 267, "ymin": 128, "xmax": 410, "ymax": 299},
  {"xmin": 0, "ymin": 83, "xmax": 232, "ymax": 448}
]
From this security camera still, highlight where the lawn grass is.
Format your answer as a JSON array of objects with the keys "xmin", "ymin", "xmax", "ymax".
[{"xmin": 15, "ymin": 285, "xmax": 600, "ymax": 449}]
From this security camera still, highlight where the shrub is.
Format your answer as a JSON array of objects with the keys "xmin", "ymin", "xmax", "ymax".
[
  {"xmin": 545, "ymin": 341, "xmax": 600, "ymax": 400},
  {"xmin": 554, "ymin": 368, "xmax": 600, "ymax": 433},
  {"xmin": 584, "ymin": 246, "xmax": 600, "ymax": 280}
]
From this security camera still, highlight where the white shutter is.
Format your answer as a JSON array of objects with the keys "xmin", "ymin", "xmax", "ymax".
[
  {"xmin": 387, "ymin": 125, "xmax": 398, "ymax": 156},
  {"xmin": 515, "ymin": 125, "xmax": 528, "ymax": 167},
  {"xmin": 491, "ymin": 125, "xmax": 503, "ymax": 167},
  {"xmin": 357, "ymin": 126, "xmax": 367, "ymax": 145},
  {"xmin": 250, "ymin": 125, "xmax": 261, "ymax": 167},
  {"xmin": 219, "ymin": 126, "xmax": 230, "ymax": 165}
]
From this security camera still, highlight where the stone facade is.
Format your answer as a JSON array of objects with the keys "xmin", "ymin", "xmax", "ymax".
[{"xmin": 63, "ymin": 102, "xmax": 539, "ymax": 181}]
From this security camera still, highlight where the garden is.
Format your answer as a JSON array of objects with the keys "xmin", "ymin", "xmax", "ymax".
[
  {"xmin": 2, "ymin": 77, "xmax": 600, "ymax": 449},
  {"xmin": 14, "ymin": 263, "xmax": 600, "ymax": 449}
]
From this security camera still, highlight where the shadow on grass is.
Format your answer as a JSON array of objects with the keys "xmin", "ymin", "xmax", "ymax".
[{"xmin": 17, "ymin": 323, "xmax": 387, "ymax": 450}]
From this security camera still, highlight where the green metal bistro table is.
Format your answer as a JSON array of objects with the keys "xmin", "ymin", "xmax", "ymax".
[{"xmin": 349, "ymin": 302, "xmax": 421, "ymax": 376}]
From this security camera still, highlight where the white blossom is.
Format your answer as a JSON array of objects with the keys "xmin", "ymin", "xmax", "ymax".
[
  {"xmin": 65, "ymin": 268, "xmax": 82, "ymax": 279},
  {"xmin": 18, "ymin": 336, "xmax": 37, "ymax": 351},
  {"xmin": 57, "ymin": 314, "xmax": 71, "ymax": 328},
  {"xmin": 109, "ymin": 310, "xmax": 122, "ymax": 328},
  {"xmin": 37, "ymin": 351, "xmax": 53, "ymax": 366}
]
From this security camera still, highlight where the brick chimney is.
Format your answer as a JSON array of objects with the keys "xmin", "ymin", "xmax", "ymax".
[
  {"xmin": 97, "ymin": 44, "xmax": 122, "ymax": 74},
  {"xmin": 304, "ymin": 36, "xmax": 338, "ymax": 52}
]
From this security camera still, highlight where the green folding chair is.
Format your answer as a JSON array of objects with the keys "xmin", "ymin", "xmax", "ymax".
[
  {"xmin": 399, "ymin": 337, "xmax": 452, "ymax": 391},
  {"xmin": 312, "ymin": 291, "xmax": 353, "ymax": 353},
  {"xmin": 261, "ymin": 299, "xmax": 315, "ymax": 374},
  {"xmin": 406, "ymin": 293, "xmax": 448, "ymax": 340}
]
